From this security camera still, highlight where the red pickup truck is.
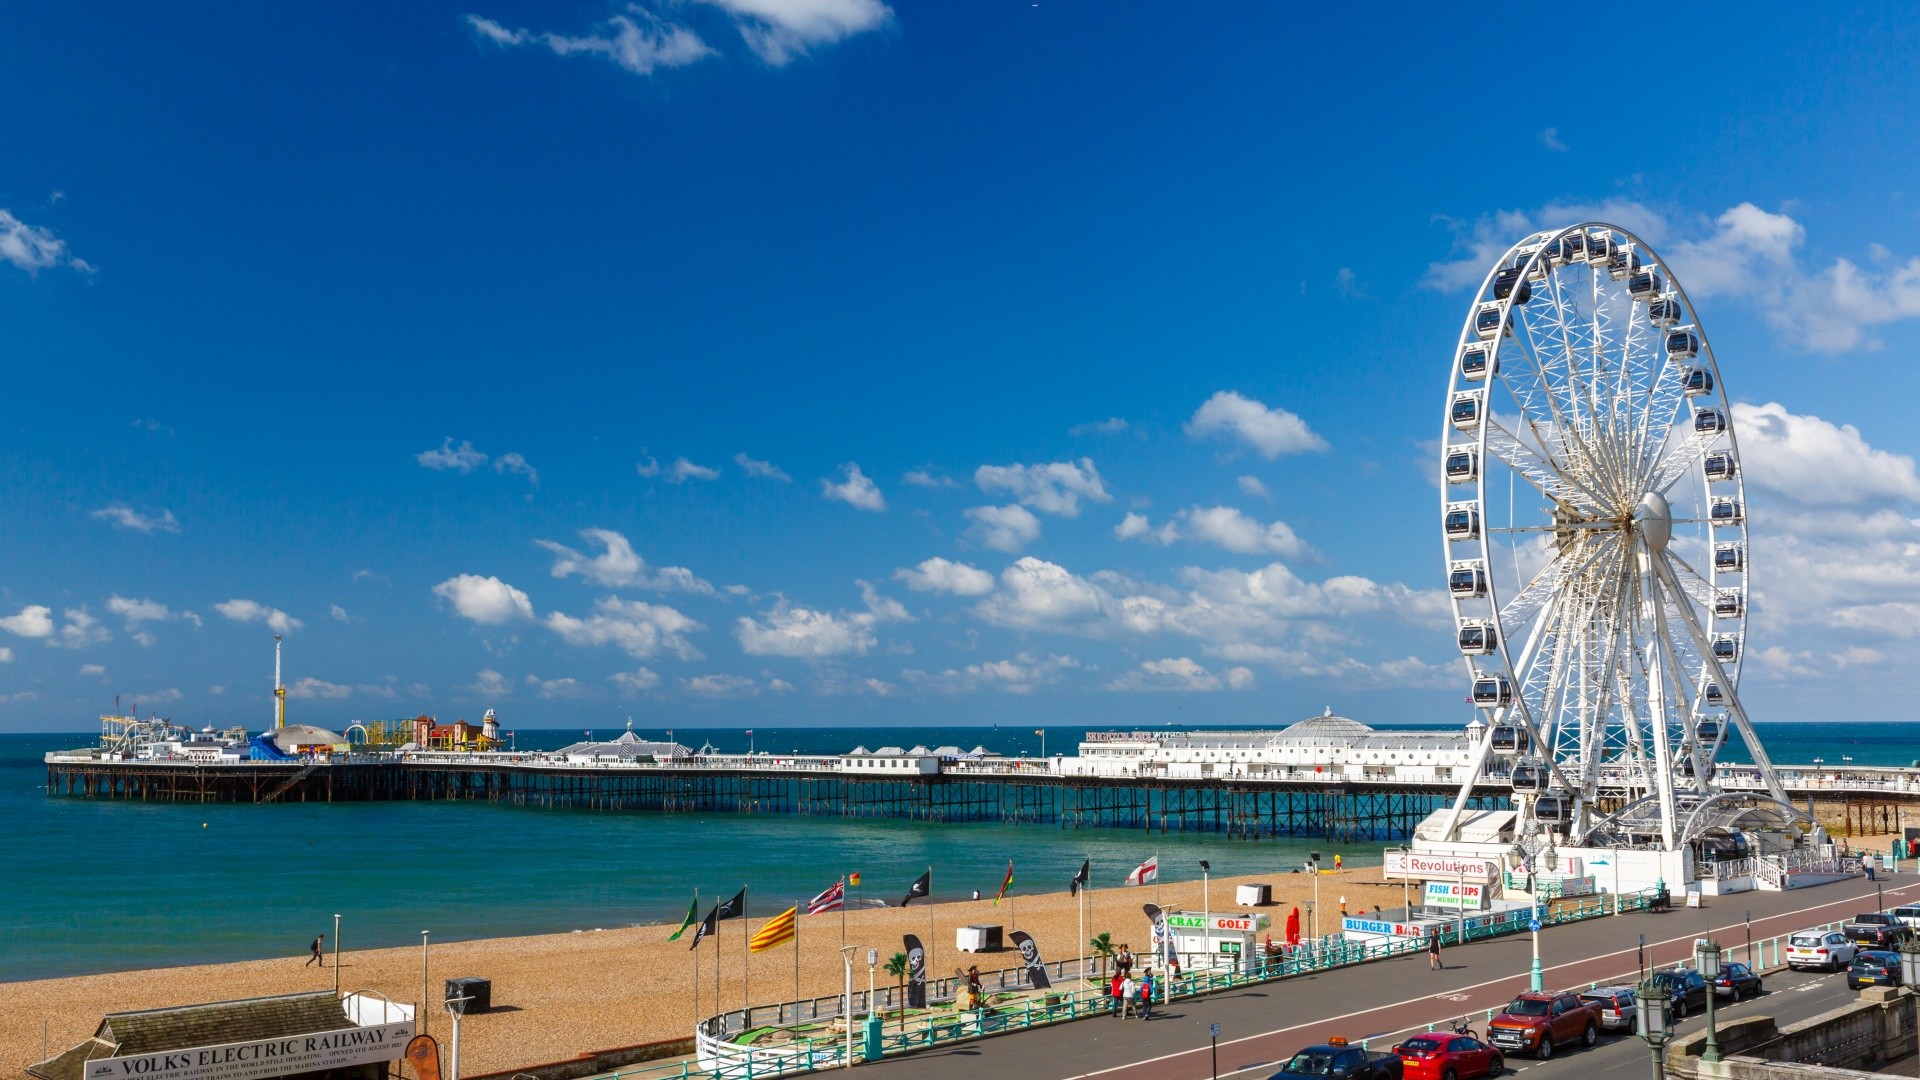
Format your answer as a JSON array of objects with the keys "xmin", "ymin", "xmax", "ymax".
[{"xmin": 1485, "ymin": 991, "xmax": 1601, "ymax": 1059}]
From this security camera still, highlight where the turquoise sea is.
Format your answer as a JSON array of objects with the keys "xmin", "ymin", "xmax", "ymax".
[{"xmin": 3, "ymin": 722, "xmax": 1912, "ymax": 982}]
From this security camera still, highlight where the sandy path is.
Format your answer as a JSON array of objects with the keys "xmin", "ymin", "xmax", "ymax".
[{"xmin": 4, "ymin": 866, "xmax": 1405, "ymax": 1077}]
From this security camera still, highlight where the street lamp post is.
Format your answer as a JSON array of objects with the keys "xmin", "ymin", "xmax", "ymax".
[
  {"xmin": 420, "ymin": 931, "xmax": 430, "ymax": 1041},
  {"xmin": 445, "ymin": 992, "xmax": 471, "ymax": 1080},
  {"xmin": 1636, "ymin": 976, "xmax": 1672, "ymax": 1080},
  {"xmin": 1529, "ymin": 898, "xmax": 1544, "ymax": 992},
  {"xmin": 1200, "ymin": 860, "xmax": 1211, "ymax": 973},
  {"xmin": 840, "ymin": 947, "xmax": 857, "ymax": 1070},
  {"xmin": 1697, "ymin": 940, "xmax": 1724, "ymax": 1064},
  {"xmin": 332, "ymin": 913, "xmax": 341, "ymax": 998},
  {"xmin": 1397, "ymin": 844, "xmax": 1411, "ymax": 919},
  {"xmin": 1308, "ymin": 853, "xmax": 1321, "ymax": 941},
  {"xmin": 867, "ymin": 949, "xmax": 878, "ymax": 1019}
]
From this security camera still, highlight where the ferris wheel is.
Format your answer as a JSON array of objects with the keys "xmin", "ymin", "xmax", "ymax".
[{"xmin": 1430, "ymin": 223, "xmax": 1804, "ymax": 853}]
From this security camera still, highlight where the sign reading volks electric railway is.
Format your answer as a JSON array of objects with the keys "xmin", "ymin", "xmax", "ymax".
[{"xmin": 82, "ymin": 1022, "xmax": 414, "ymax": 1080}]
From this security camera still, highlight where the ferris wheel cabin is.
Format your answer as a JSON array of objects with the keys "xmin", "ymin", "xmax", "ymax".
[
  {"xmin": 1706, "ymin": 452, "xmax": 1739, "ymax": 481},
  {"xmin": 1444, "ymin": 504, "xmax": 1481, "ymax": 541},
  {"xmin": 1607, "ymin": 246, "xmax": 1642, "ymax": 279},
  {"xmin": 1459, "ymin": 345, "xmax": 1495, "ymax": 381},
  {"xmin": 1627, "ymin": 269, "xmax": 1664, "ymax": 300},
  {"xmin": 1694, "ymin": 408, "xmax": 1728, "ymax": 436},
  {"xmin": 1449, "ymin": 562, "xmax": 1489, "ymax": 598},
  {"xmin": 1472, "ymin": 675, "xmax": 1514, "ymax": 708},
  {"xmin": 1492, "ymin": 266, "xmax": 1533, "ymax": 304},
  {"xmin": 1682, "ymin": 367, "xmax": 1714, "ymax": 396},
  {"xmin": 1509, "ymin": 762, "xmax": 1547, "ymax": 791},
  {"xmin": 1650, "ymin": 296, "xmax": 1684, "ymax": 326},
  {"xmin": 1474, "ymin": 304, "xmax": 1507, "ymax": 339},
  {"xmin": 1489, "ymin": 723, "xmax": 1527, "ymax": 754},
  {"xmin": 1714, "ymin": 590, "xmax": 1744, "ymax": 617},
  {"xmin": 1457, "ymin": 621, "xmax": 1498, "ymax": 655}
]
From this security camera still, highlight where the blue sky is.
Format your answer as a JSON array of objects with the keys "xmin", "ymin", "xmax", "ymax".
[{"xmin": 6, "ymin": 3, "xmax": 1920, "ymax": 733}]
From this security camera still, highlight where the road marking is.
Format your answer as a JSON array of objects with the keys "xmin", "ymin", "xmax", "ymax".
[{"xmin": 1070, "ymin": 879, "xmax": 1920, "ymax": 1080}]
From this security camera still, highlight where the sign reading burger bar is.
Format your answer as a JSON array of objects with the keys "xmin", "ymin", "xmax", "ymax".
[
  {"xmin": 81, "ymin": 1022, "xmax": 415, "ymax": 1080},
  {"xmin": 1382, "ymin": 851, "xmax": 1498, "ymax": 883}
]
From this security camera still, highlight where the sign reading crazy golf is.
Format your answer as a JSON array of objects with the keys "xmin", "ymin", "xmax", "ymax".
[
  {"xmin": 1383, "ymin": 851, "xmax": 1497, "ymax": 883},
  {"xmin": 82, "ymin": 1022, "xmax": 415, "ymax": 1080},
  {"xmin": 1165, "ymin": 913, "xmax": 1271, "ymax": 932}
]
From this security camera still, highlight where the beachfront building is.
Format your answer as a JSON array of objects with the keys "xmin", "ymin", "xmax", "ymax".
[
  {"xmin": 30, "ymin": 992, "xmax": 415, "ymax": 1080},
  {"xmin": 555, "ymin": 724, "xmax": 692, "ymax": 764},
  {"xmin": 1062, "ymin": 710, "xmax": 1479, "ymax": 783}
]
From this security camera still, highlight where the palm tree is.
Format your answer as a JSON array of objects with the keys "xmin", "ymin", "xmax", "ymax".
[
  {"xmin": 884, "ymin": 951, "xmax": 910, "ymax": 1030},
  {"xmin": 1089, "ymin": 932, "xmax": 1115, "ymax": 980}
]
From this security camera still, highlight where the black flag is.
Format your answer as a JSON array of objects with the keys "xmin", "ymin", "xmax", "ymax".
[
  {"xmin": 715, "ymin": 888, "xmax": 746, "ymax": 921},
  {"xmin": 901, "ymin": 869, "xmax": 931, "ymax": 907},
  {"xmin": 1010, "ymin": 930, "xmax": 1051, "ymax": 990},
  {"xmin": 1069, "ymin": 859, "xmax": 1090, "ymax": 897},
  {"xmin": 903, "ymin": 934, "xmax": 928, "ymax": 1008},
  {"xmin": 688, "ymin": 904, "xmax": 719, "ymax": 950}
]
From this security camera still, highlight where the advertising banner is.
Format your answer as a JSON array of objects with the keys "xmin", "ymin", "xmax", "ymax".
[
  {"xmin": 1423, "ymin": 881, "xmax": 1488, "ymax": 909},
  {"xmin": 1384, "ymin": 851, "xmax": 1498, "ymax": 882},
  {"xmin": 81, "ymin": 1023, "xmax": 414, "ymax": 1080}
]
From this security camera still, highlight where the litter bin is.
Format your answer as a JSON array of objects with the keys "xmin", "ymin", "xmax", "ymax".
[{"xmin": 862, "ymin": 1014, "xmax": 883, "ymax": 1060}]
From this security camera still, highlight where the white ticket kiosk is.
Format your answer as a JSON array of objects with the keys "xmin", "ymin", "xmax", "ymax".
[{"xmin": 1165, "ymin": 910, "xmax": 1271, "ymax": 972}]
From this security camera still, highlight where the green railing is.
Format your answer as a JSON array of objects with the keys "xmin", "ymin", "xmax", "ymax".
[{"xmin": 580, "ymin": 886, "xmax": 1664, "ymax": 1080}]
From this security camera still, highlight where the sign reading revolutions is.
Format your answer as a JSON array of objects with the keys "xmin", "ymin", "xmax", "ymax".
[
  {"xmin": 82, "ymin": 1022, "xmax": 415, "ymax": 1080},
  {"xmin": 1383, "ymin": 851, "xmax": 1498, "ymax": 882}
]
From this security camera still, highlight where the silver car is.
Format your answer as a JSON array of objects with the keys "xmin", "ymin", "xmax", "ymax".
[{"xmin": 1580, "ymin": 986, "xmax": 1637, "ymax": 1033}]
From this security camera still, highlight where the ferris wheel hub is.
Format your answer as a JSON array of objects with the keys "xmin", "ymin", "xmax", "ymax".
[{"xmin": 1635, "ymin": 491, "xmax": 1673, "ymax": 550}]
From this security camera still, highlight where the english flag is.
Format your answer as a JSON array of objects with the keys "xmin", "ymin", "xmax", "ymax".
[{"xmin": 1124, "ymin": 855, "xmax": 1158, "ymax": 887}]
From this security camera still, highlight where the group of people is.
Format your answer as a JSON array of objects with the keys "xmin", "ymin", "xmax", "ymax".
[{"xmin": 1105, "ymin": 943, "xmax": 1158, "ymax": 1020}]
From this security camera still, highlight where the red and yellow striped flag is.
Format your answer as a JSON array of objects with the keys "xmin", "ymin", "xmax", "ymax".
[{"xmin": 749, "ymin": 905, "xmax": 798, "ymax": 952}]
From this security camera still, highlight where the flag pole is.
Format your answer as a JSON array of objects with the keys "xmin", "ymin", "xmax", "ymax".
[
  {"xmin": 1155, "ymin": 850, "xmax": 1162, "ymax": 907},
  {"xmin": 794, "ymin": 897, "xmax": 802, "ymax": 1008},
  {"xmin": 839, "ymin": 874, "xmax": 847, "ymax": 951},
  {"xmin": 927, "ymin": 865, "xmax": 935, "ymax": 979},
  {"xmin": 692, "ymin": 887, "xmax": 700, "ymax": 1033},
  {"xmin": 742, "ymin": 885, "xmax": 751, "ymax": 1018},
  {"xmin": 1077, "ymin": 860, "xmax": 1085, "ymax": 984}
]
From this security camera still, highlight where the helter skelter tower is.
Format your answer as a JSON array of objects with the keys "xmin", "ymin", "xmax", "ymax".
[{"xmin": 1428, "ymin": 222, "xmax": 1810, "ymax": 855}]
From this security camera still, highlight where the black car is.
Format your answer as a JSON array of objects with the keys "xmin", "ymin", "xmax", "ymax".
[
  {"xmin": 1647, "ymin": 969, "xmax": 1710, "ymax": 1019},
  {"xmin": 1847, "ymin": 950, "xmax": 1905, "ymax": 990},
  {"xmin": 1711, "ymin": 962, "xmax": 1763, "ymax": 999}
]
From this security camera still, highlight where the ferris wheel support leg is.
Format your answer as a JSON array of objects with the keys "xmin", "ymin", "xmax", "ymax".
[
  {"xmin": 1649, "ymin": 555, "xmax": 1792, "ymax": 806},
  {"xmin": 1637, "ymin": 543, "xmax": 1680, "ymax": 850}
]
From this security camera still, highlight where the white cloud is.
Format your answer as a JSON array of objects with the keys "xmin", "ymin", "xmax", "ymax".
[
  {"xmin": 974, "ymin": 557, "xmax": 1109, "ymax": 632},
  {"xmin": 1185, "ymin": 391, "xmax": 1327, "ymax": 458},
  {"xmin": 858, "ymin": 581, "xmax": 913, "ymax": 623},
  {"xmin": 903, "ymin": 469, "xmax": 956, "ymax": 488},
  {"xmin": 705, "ymin": 0, "xmax": 892, "ymax": 65},
  {"xmin": 0, "ymin": 605, "xmax": 55, "ymax": 638},
  {"xmin": 107, "ymin": 595, "xmax": 176, "ymax": 624},
  {"xmin": 417, "ymin": 438, "xmax": 488, "ymax": 473},
  {"xmin": 1115, "ymin": 506, "xmax": 1309, "ymax": 557},
  {"xmin": 894, "ymin": 557, "xmax": 995, "ymax": 596},
  {"xmin": 904, "ymin": 652, "xmax": 1081, "ymax": 694},
  {"xmin": 974, "ymin": 458, "xmax": 1111, "ymax": 517},
  {"xmin": 686, "ymin": 673, "xmax": 760, "ymax": 697},
  {"xmin": 537, "ymin": 528, "xmax": 715, "ymax": 594},
  {"xmin": 769, "ymin": 677, "xmax": 796, "ymax": 693},
  {"xmin": 636, "ymin": 454, "xmax": 720, "ymax": 483},
  {"xmin": 79, "ymin": 662, "xmax": 103, "ymax": 675},
  {"xmin": 1069, "ymin": 417, "xmax": 1130, "ymax": 436},
  {"xmin": 0, "ymin": 647, "xmax": 12, "ymax": 663},
  {"xmin": 735, "ymin": 452, "xmax": 791, "ymax": 481},
  {"xmin": 1, "ymin": 208, "xmax": 90, "ymax": 273},
  {"xmin": 465, "ymin": 9, "xmax": 714, "ymax": 76},
  {"xmin": 1237, "ymin": 475, "xmax": 1271, "ymax": 500},
  {"xmin": 965, "ymin": 504, "xmax": 1042, "ymax": 553},
  {"xmin": 1106, "ymin": 657, "xmax": 1252, "ymax": 693},
  {"xmin": 91, "ymin": 504, "xmax": 181, "ymax": 534},
  {"xmin": 56, "ymin": 609, "xmax": 110, "ymax": 649},
  {"xmin": 1539, "ymin": 127, "xmax": 1568, "ymax": 152},
  {"xmin": 527, "ymin": 674, "xmax": 589, "ymax": 699},
  {"xmin": 471, "ymin": 669, "xmax": 512, "ymax": 697},
  {"xmin": 546, "ymin": 596, "xmax": 702, "ymax": 659},
  {"xmin": 214, "ymin": 599, "xmax": 304, "ymax": 634},
  {"xmin": 1184, "ymin": 506, "xmax": 1309, "ymax": 558},
  {"xmin": 1734, "ymin": 403, "xmax": 1920, "ymax": 506},
  {"xmin": 736, "ymin": 603, "xmax": 876, "ymax": 657},
  {"xmin": 288, "ymin": 677, "xmax": 353, "ymax": 700},
  {"xmin": 432, "ymin": 575, "xmax": 534, "ymax": 625},
  {"xmin": 493, "ymin": 452, "xmax": 539, "ymax": 485},
  {"xmin": 330, "ymin": 604, "xmax": 353, "ymax": 623},
  {"xmin": 822, "ymin": 463, "xmax": 885, "ymax": 511},
  {"xmin": 611, "ymin": 667, "xmax": 662, "ymax": 693},
  {"xmin": 1428, "ymin": 199, "xmax": 1920, "ymax": 352}
]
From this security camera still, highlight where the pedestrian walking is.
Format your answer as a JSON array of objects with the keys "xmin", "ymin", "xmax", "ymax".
[
  {"xmin": 306, "ymin": 935, "xmax": 326, "ymax": 967},
  {"xmin": 1119, "ymin": 973, "xmax": 1137, "ymax": 1018},
  {"xmin": 1138, "ymin": 969, "xmax": 1155, "ymax": 1020},
  {"xmin": 1428, "ymin": 929, "xmax": 1442, "ymax": 971},
  {"xmin": 1108, "ymin": 973, "xmax": 1125, "ymax": 1018},
  {"xmin": 1116, "ymin": 944, "xmax": 1133, "ymax": 977},
  {"xmin": 1334, "ymin": 854, "xmax": 1343, "ymax": 871}
]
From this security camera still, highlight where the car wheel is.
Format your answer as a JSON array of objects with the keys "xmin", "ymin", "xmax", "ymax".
[
  {"xmin": 1442, "ymin": 1069, "xmax": 1457, "ymax": 1080},
  {"xmin": 1672, "ymin": 998, "xmax": 1687, "ymax": 1020},
  {"xmin": 1537, "ymin": 1036, "xmax": 1554, "ymax": 1060},
  {"xmin": 1582, "ymin": 1023, "xmax": 1597, "ymax": 1047},
  {"xmin": 1490, "ymin": 1052, "xmax": 1503, "ymax": 1075}
]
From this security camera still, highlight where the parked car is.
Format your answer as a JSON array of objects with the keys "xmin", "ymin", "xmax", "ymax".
[
  {"xmin": 1579, "ymin": 986, "xmax": 1637, "ymax": 1032},
  {"xmin": 1711, "ymin": 962, "xmax": 1763, "ymax": 999},
  {"xmin": 1847, "ymin": 950, "xmax": 1905, "ymax": 990},
  {"xmin": 1486, "ymin": 991, "xmax": 1600, "ymax": 1060},
  {"xmin": 1787, "ymin": 929, "xmax": 1858, "ymax": 971},
  {"xmin": 1391, "ymin": 1033, "xmax": 1503, "ymax": 1080},
  {"xmin": 1268, "ymin": 1037, "xmax": 1404, "ymax": 1080},
  {"xmin": 1843, "ymin": 914, "xmax": 1910, "ymax": 950},
  {"xmin": 1645, "ymin": 969, "xmax": 1711, "ymax": 1019},
  {"xmin": 1888, "ymin": 905, "xmax": 1920, "ymax": 930}
]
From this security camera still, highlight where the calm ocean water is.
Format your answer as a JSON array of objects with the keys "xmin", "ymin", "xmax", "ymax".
[{"xmin": 4, "ymin": 721, "xmax": 1912, "ymax": 982}]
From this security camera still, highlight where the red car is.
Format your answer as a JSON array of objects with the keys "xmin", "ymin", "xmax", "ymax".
[{"xmin": 1391, "ymin": 1033, "xmax": 1504, "ymax": 1080}]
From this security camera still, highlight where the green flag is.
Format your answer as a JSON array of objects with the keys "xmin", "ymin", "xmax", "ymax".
[{"xmin": 667, "ymin": 893, "xmax": 699, "ymax": 941}]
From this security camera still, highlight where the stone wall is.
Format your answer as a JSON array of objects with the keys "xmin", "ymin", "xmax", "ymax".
[
  {"xmin": 1664, "ymin": 986, "xmax": 1915, "ymax": 1079},
  {"xmin": 462, "ymin": 1037, "xmax": 696, "ymax": 1080}
]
